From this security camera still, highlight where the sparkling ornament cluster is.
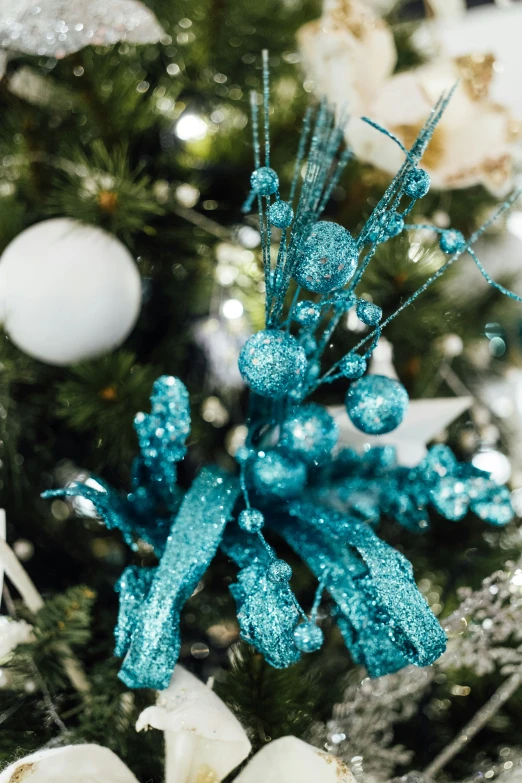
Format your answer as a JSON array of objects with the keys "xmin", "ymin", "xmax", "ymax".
[{"xmin": 44, "ymin": 54, "xmax": 521, "ymax": 691}]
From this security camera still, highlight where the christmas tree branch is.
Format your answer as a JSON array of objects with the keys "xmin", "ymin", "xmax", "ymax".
[{"xmin": 424, "ymin": 670, "xmax": 522, "ymax": 778}]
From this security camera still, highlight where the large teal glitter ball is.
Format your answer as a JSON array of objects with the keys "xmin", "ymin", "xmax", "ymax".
[
  {"xmin": 280, "ymin": 403, "xmax": 338, "ymax": 465},
  {"xmin": 250, "ymin": 167, "xmax": 279, "ymax": 196},
  {"xmin": 345, "ymin": 375, "xmax": 409, "ymax": 435},
  {"xmin": 251, "ymin": 450, "xmax": 307, "ymax": 498},
  {"xmin": 238, "ymin": 329, "xmax": 307, "ymax": 399},
  {"xmin": 293, "ymin": 621, "xmax": 324, "ymax": 652},
  {"xmin": 294, "ymin": 221, "xmax": 358, "ymax": 293},
  {"xmin": 404, "ymin": 168, "xmax": 430, "ymax": 199}
]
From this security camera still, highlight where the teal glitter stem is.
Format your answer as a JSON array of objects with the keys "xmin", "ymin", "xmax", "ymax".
[
  {"xmin": 289, "ymin": 107, "xmax": 313, "ymax": 205},
  {"xmin": 262, "ymin": 49, "xmax": 271, "ymax": 168},
  {"xmin": 468, "ymin": 246, "xmax": 522, "ymax": 302}
]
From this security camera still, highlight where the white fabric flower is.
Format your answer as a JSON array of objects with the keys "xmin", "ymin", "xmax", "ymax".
[
  {"xmin": 234, "ymin": 736, "xmax": 355, "ymax": 783},
  {"xmin": 0, "ymin": 0, "xmax": 166, "ymax": 78},
  {"xmin": 0, "ymin": 744, "xmax": 139, "ymax": 783},
  {"xmin": 136, "ymin": 665, "xmax": 252, "ymax": 783},
  {"xmin": 298, "ymin": 0, "xmax": 519, "ymax": 195},
  {"xmin": 0, "ymin": 615, "xmax": 33, "ymax": 660}
]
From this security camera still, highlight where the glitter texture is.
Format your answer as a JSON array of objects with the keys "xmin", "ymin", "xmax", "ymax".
[
  {"xmin": 280, "ymin": 403, "xmax": 338, "ymax": 464},
  {"xmin": 356, "ymin": 300, "xmax": 382, "ymax": 326},
  {"xmin": 238, "ymin": 329, "xmax": 307, "ymax": 398},
  {"xmin": 269, "ymin": 200, "xmax": 294, "ymax": 228},
  {"xmin": 346, "ymin": 375, "xmax": 409, "ymax": 435},
  {"xmin": 251, "ymin": 450, "xmax": 308, "ymax": 499},
  {"xmin": 294, "ymin": 221, "xmax": 358, "ymax": 293}
]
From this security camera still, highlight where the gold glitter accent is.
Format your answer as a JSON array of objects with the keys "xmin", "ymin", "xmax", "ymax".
[
  {"xmin": 8, "ymin": 764, "xmax": 36, "ymax": 783},
  {"xmin": 390, "ymin": 123, "xmax": 446, "ymax": 169},
  {"xmin": 455, "ymin": 53, "xmax": 495, "ymax": 101},
  {"xmin": 196, "ymin": 765, "xmax": 219, "ymax": 783}
]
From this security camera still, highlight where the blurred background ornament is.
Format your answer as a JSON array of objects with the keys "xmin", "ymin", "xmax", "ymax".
[
  {"xmin": 0, "ymin": 218, "xmax": 142, "ymax": 365},
  {"xmin": 0, "ymin": 0, "xmax": 166, "ymax": 78}
]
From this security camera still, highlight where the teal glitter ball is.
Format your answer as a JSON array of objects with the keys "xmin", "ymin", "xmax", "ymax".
[
  {"xmin": 340, "ymin": 352, "xmax": 367, "ymax": 379},
  {"xmin": 299, "ymin": 332, "xmax": 317, "ymax": 357},
  {"xmin": 404, "ymin": 168, "xmax": 430, "ymax": 199},
  {"xmin": 280, "ymin": 403, "xmax": 338, "ymax": 464},
  {"xmin": 345, "ymin": 374, "xmax": 409, "ymax": 435},
  {"xmin": 294, "ymin": 221, "xmax": 358, "ymax": 293},
  {"xmin": 268, "ymin": 559, "xmax": 292, "ymax": 583},
  {"xmin": 269, "ymin": 200, "xmax": 293, "ymax": 228},
  {"xmin": 384, "ymin": 212, "xmax": 404, "ymax": 239},
  {"xmin": 238, "ymin": 508, "xmax": 265, "ymax": 533},
  {"xmin": 251, "ymin": 450, "xmax": 307, "ymax": 498},
  {"xmin": 330, "ymin": 291, "xmax": 356, "ymax": 313},
  {"xmin": 238, "ymin": 329, "xmax": 307, "ymax": 399},
  {"xmin": 294, "ymin": 301, "xmax": 321, "ymax": 326},
  {"xmin": 356, "ymin": 300, "xmax": 382, "ymax": 326},
  {"xmin": 440, "ymin": 229, "xmax": 466, "ymax": 254},
  {"xmin": 293, "ymin": 621, "xmax": 324, "ymax": 653},
  {"xmin": 250, "ymin": 166, "xmax": 279, "ymax": 196}
]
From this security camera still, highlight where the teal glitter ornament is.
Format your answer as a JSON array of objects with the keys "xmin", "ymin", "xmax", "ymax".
[
  {"xmin": 383, "ymin": 211, "xmax": 404, "ymax": 239},
  {"xmin": 269, "ymin": 200, "xmax": 293, "ymax": 228},
  {"xmin": 280, "ymin": 403, "xmax": 338, "ymax": 464},
  {"xmin": 294, "ymin": 300, "xmax": 321, "ymax": 326},
  {"xmin": 250, "ymin": 166, "xmax": 279, "ymax": 195},
  {"xmin": 238, "ymin": 508, "xmax": 265, "ymax": 533},
  {"xmin": 356, "ymin": 300, "xmax": 382, "ymax": 326},
  {"xmin": 294, "ymin": 221, "xmax": 358, "ymax": 293},
  {"xmin": 340, "ymin": 352, "xmax": 367, "ymax": 379},
  {"xmin": 346, "ymin": 375, "xmax": 409, "ymax": 435},
  {"xmin": 293, "ymin": 621, "xmax": 324, "ymax": 653},
  {"xmin": 404, "ymin": 168, "xmax": 430, "ymax": 199},
  {"xmin": 251, "ymin": 450, "xmax": 307, "ymax": 499},
  {"xmin": 268, "ymin": 559, "xmax": 293, "ymax": 583},
  {"xmin": 440, "ymin": 229, "xmax": 466, "ymax": 254},
  {"xmin": 238, "ymin": 329, "xmax": 307, "ymax": 399}
]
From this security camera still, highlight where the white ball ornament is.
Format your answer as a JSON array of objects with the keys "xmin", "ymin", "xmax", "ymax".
[{"xmin": 0, "ymin": 218, "xmax": 142, "ymax": 365}]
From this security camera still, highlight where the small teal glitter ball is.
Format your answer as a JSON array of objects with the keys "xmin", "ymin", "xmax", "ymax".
[
  {"xmin": 268, "ymin": 559, "xmax": 292, "ymax": 583},
  {"xmin": 295, "ymin": 301, "xmax": 321, "ymax": 326},
  {"xmin": 404, "ymin": 168, "xmax": 430, "ymax": 199},
  {"xmin": 356, "ymin": 300, "xmax": 382, "ymax": 326},
  {"xmin": 250, "ymin": 166, "xmax": 279, "ymax": 196},
  {"xmin": 340, "ymin": 352, "xmax": 367, "ymax": 379},
  {"xmin": 440, "ymin": 229, "xmax": 466, "ymax": 254},
  {"xmin": 251, "ymin": 450, "xmax": 307, "ymax": 498},
  {"xmin": 238, "ymin": 329, "xmax": 307, "ymax": 399},
  {"xmin": 280, "ymin": 403, "xmax": 338, "ymax": 464},
  {"xmin": 238, "ymin": 508, "xmax": 265, "ymax": 533},
  {"xmin": 345, "ymin": 374, "xmax": 409, "ymax": 435},
  {"xmin": 299, "ymin": 332, "xmax": 317, "ymax": 357},
  {"xmin": 384, "ymin": 212, "xmax": 404, "ymax": 239},
  {"xmin": 294, "ymin": 221, "xmax": 358, "ymax": 293},
  {"xmin": 293, "ymin": 621, "xmax": 324, "ymax": 652},
  {"xmin": 269, "ymin": 200, "xmax": 293, "ymax": 228},
  {"xmin": 330, "ymin": 291, "xmax": 356, "ymax": 313}
]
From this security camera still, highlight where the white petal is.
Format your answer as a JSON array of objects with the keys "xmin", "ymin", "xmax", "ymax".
[
  {"xmin": 234, "ymin": 737, "xmax": 355, "ymax": 783},
  {"xmin": 0, "ymin": 744, "xmax": 139, "ymax": 783},
  {"xmin": 136, "ymin": 666, "xmax": 251, "ymax": 783},
  {"xmin": 0, "ymin": 616, "xmax": 33, "ymax": 660}
]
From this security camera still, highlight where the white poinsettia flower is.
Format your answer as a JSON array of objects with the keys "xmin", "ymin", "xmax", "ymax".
[
  {"xmin": 0, "ymin": 0, "xmax": 166, "ymax": 78},
  {"xmin": 0, "ymin": 615, "xmax": 34, "ymax": 660},
  {"xmin": 235, "ymin": 736, "xmax": 355, "ymax": 783},
  {"xmin": 0, "ymin": 744, "xmax": 139, "ymax": 783},
  {"xmin": 297, "ymin": 0, "xmax": 396, "ymax": 119},
  {"xmin": 298, "ymin": 0, "xmax": 519, "ymax": 195},
  {"xmin": 136, "ymin": 665, "xmax": 251, "ymax": 783}
]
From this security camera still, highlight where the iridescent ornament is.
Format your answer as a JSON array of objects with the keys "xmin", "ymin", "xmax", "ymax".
[
  {"xmin": 340, "ymin": 353, "xmax": 367, "ymax": 379},
  {"xmin": 250, "ymin": 167, "xmax": 279, "ymax": 196},
  {"xmin": 346, "ymin": 375, "xmax": 409, "ymax": 435},
  {"xmin": 238, "ymin": 508, "xmax": 265, "ymax": 533},
  {"xmin": 293, "ymin": 621, "xmax": 324, "ymax": 652},
  {"xmin": 294, "ymin": 301, "xmax": 321, "ymax": 326},
  {"xmin": 404, "ymin": 168, "xmax": 431, "ymax": 199},
  {"xmin": 238, "ymin": 329, "xmax": 307, "ymax": 399},
  {"xmin": 440, "ymin": 229, "xmax": 466, "ymax": 254},
  {"xmin": 280, "ymin": 403, "xmax": 338, "ymax": 464},
  {"xmin": 251, "ymin": 451, "xmax": 307, "ymax": 499},
  {"xmin": 269, "ymin": 200, "xmax": 294, "ymax": 228},
  {"xmin": 356, "ymin": 300, "xmax": 382, "ymax": 326},
  {"xmin": 294, "ymin": 221, "xmax": 358, "ymax": 293}
]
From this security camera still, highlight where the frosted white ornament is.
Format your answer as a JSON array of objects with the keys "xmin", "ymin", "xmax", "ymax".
[{"xmin": 0, "ymin": 218, "xmax": 142, "ymax": 365}]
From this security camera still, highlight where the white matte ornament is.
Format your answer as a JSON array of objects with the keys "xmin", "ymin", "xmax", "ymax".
[
  {"xmin": 0, "ymin": 218, "xmax": 142, "ymax": 365},
  {"xmin": 234, "ymin": 736, "xmax": 355, "ymax": 783},
  {"xmin": 136, "ymin": 665, "xmax": 251, "ymax": 783},
  {"xmin": 0, "ymin": 744, "xmax": 139, "ymax": 783}
]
